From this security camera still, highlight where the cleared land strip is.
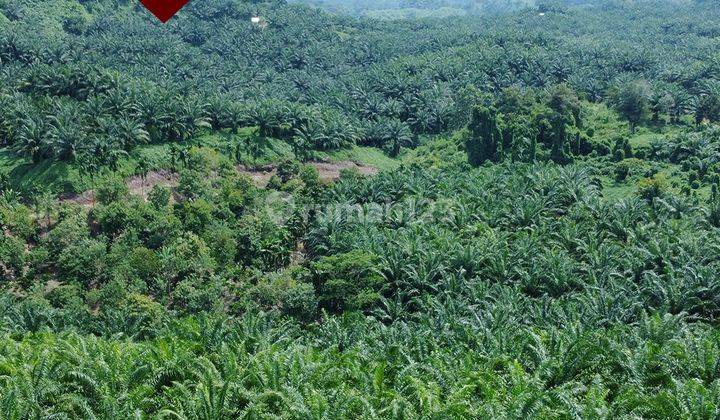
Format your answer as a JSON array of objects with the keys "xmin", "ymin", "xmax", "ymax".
[{"xmin": 60, "ymin": 161, "xmax": 378, "ymax": 206}]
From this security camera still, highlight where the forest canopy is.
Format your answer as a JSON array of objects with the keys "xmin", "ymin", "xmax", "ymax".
[{"xmin": 2, "ymin": 0, "xmax": 720, "ymax": 418}]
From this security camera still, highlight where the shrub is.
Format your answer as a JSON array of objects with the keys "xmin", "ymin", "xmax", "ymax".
[
  {"xmin": 158, "ymin": 233, "xmax": 216, "ymax": 291},
  {"xmin": 614, "ymin": 158, "xmax": 645, "ymax": 182},
  {"xmin": 178, "ymin": 198, "xmax": 214, "ymax": 233},
  {"xmin": 95, "ymin": 175, "xmax": 129, "ymax": 205},
  {"xmin": 148, "ymin": 185, "xmax": 171, "ymax": 209},
  {"xmin": 172, "ymin": 275, "xmax": 223, "ymax": 314},
  {"xmin": 186, "ymin": 147, "xmax": 221, "ymax": 174},
  {"xmin": 266, "ymin": 175, "xmax": 282, "ymax": 190},
  {"xmin": 0, "ymin": 234, "xmax": 25, "ymax": 277},
  {"xmin": 202, "ymin": 223, "xmax": 237, "ymax": 267},
  {"xmin": 56, "ymin": 238, "xmax": 108, "ymax": 286},
  {"xmin": 299, "ymin": 165, "xmax": 322, "ymax": 196},
  {"xmin": 138, "ymin": 218, "xmax": 176, "ymax": 252},
  {"xmin": 612, "ymin": 136, "xmax": 633, "ymax": 160},
  {"xmin": 128, "ymin": 246, "xmax": 161, "ymax": 283},
  {"xmin": 235, "ymin": 213, "xmax": 293, "ymax": 270},
  {"xmin": 177, "ymin": 170, "xmax": 212, "ymax": 200},
  {"xmin": 43, "ymin": 210, "xmax": 90, "ymax": 256},
  {"xmin": 247, "ymin": 271, "xmax": 318, "ymax": 321},
  {"xmin": 0, "ymin": 202, "xmax": 35, "ymax": 240},
  {"xmin": 220, "ymin": 174, "xmax": 255, "ymax": 214},
  {"xmin": 280, "ymin": 178, "xmax": 304, "ymax": 193},
  {"xmin": 310, "ymin": 251, "xmax": 384, "ymax": 313},
  {"xmin": 46, "ymin": 283, "xmax": 84, "ymax": 310},
  {"xmin": 93, "ymin": 201, "xmax": 132, "ymax": 236},
  {"xmin": 276, "ymin": 159, "xmax": 302, "ymax": 183},
  {"xmin": 637, "ymin": 173, "xmax": 670, "ymax": 201},
  {"xmin": 121, "ymin": 293, "xmax": 167, "ymax": 336},
  {"xmin": 615, "ymin": 162, "xmax": 630, "ymax": 182}
]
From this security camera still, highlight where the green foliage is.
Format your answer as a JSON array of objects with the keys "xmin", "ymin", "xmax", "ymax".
[
  {"xmin": 611, "ymin": 79, "xmax": 652, "ymax": 133},
  {"xmin": 310, "ymin": 251, "xmax": 384, "ymax": 312},
  {"xmin": 177, "ymin": 169, "xmax": 213, "ymax": 200},
  {"xmin": 148, "ymin": 184, "xmax": 171, "ymax": 209},
  {"xmin": 0, "ymin": 200, "xmax": 35, "ymax": 239},
  {"xmin": 612, "ymin": 136, "xmax": 633, "ymax": 161},
  {"xmin": 172, "ymin": 275, "xmax": 223, "ymax": 314},
  {"xmin": 637, "ymin": 173, "xmax": 670, "ymax": 202},
  {"xmin": 178, "ymin": 199, "xmax": 215, "ymax": 234},
  {"xmin": 276, "ymin": 159, "xmax": 302, "ymax": 184},
  {"xmin": 94, "ymin": 175, "xmax": 128, "ymax": 205},
  {"xmin": 45, "ymin": 283, "xmax": 83, "ymax": 310},
  {"xmin": 3, "ymin": 1, "xmax": 720, "ymax": 418},
  {"xmin": 56, "ymin": 238, "xmax": 107, "ymax": 286},
  {"xmin": 158, "ymin": 233, "xmax": 216, "ymax": 291},
  {"xmin": 696, "ymin": 79, "xmax": 720, "ymax": 124},
  {"xmin": 614, "ymin": 158, "xmax": 646, "ymax": 182},
  {"xmin": 0, "ymin": 0, "xmax": 717, "ymax": 179},
  {"xmin": 247, "ymin": 270, "xmax": 319, "ymax": 320},
  {"xmin": 202, "ymin": 222, "xmax": 238, "ymax": 268},
  {"xmin": 466, "ymin": 85, "xmax": 588, "ymax": 165},
  {"xmin": 466, "ymin": 106, "xmax": 503, "ymax": 165},
  {"xmin": 0, "ymin": 234, "xmax": 25, "ymax": 276}
]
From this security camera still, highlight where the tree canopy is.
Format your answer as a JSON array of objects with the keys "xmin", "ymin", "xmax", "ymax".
[{"xmin": 3, "ymin": 0, "xmax": 720, "ymax": 418}]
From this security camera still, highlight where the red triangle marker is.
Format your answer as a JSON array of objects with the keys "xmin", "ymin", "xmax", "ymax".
[{"xmin": 139, "ymin": 0, "xmax": 191, "ymax": 23}]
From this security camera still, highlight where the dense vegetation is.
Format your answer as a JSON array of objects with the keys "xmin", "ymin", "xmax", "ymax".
[
  {"xmin": 290, "ymin": 0, "xmax": 535, "ymax": 18},
  {"xmin": 3, "ymin": 0, "xmax": 720, "ymax": 417},
  {"xmin": 2, "ymin": 0, "xmax": 720, "ymax": 191}
]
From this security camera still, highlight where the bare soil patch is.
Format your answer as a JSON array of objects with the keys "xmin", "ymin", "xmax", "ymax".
[
  {"xmin": 60, "ymin": 161, "xmax": 377, "ymax": 205},
  {"xmin": 237, "ymin": 160, "xmax": 378, "ymax": 187}
]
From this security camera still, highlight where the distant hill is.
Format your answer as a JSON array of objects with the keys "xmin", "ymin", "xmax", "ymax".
[
  {"xmin": 288, "ymin": 0, "xmax": 536, "ymax": 17},
  {"xmin": 289, "ymin": 0, "xmax": 700, "ymax": 18}
]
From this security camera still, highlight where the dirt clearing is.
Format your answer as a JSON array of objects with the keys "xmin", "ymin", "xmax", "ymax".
[{"xmin": 60, "ymin": 161, "xmax": 377, "ymax": 205}]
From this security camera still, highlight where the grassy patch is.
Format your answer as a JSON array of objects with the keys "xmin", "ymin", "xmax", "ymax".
[
  {"xmin": 582, "ymin": 102, "xmax": 627, "ymax": 144},
  {"xmin": 196, "ymin": 128, "xmax": 294, "ymax": 166},
  {"xmin": 627, "ymin": 124, "xmax": 686, "ymax": 149},
  {"xmin": 325, "ymin": 146, "xmax": 401, "ymax": 171},
  {"xmin": 0, "ymin": 127, "xmax": 298, "ymax": 194},
  {"xmin": 582, "ymin": 102, "xmax": 689, "ymax": 151},
  {"xmin": 0, "ymin": 150, "xmax": 82, "ymax": 193},
  {"xmin": 403, "ymin": 132, "xmax": 467, "ymax": 169}
]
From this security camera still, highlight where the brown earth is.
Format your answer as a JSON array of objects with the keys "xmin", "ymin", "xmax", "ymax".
[
  {"xmin": 237, "ymin": 160, "xmax": 378, "ymax": 187},
  {"xmin": 61, "ymin": 161, "xmax": 377, "ymax": 206}
]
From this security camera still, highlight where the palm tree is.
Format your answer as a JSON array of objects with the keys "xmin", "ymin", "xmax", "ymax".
[
  {"xmin": 178, "ymin": 146, "xmax": 191, "ymax": 169},
  {"xmin": 174, "ymin": 96, "xmax": 211, "ymax": 141},
  {"xmin": 246, "ymin": 104, "xmax": 279, "ymax": 139},
  {"xmin": 137, "ymin": 157, "xmax": 150, "ymax": 197},
  {"xmin": 77, "ymin": 158, "xmax": 100, "ymax": 206},
  {"xmin": 290, "ymin": 134, "xmax": 311, "ymax": 162},
  {"xmin": 133, "ymin": 90, "xmax": 172, "ymax": 143},
  {"xmin": 33, "ymin": 189, "xmax": 55, "ymax": 229},
  {"xmin": 382, "ymin": 119, "xmax": 413, "ymax": 157},
  {"xmin": 170, "ymin": 143, "xmax": 180, "ymax": 171},
  {"xmin": 14, "ymin": 116, "xmax": 46, "ymax": 163},
  {"xmin": 294, "ymin": 122, "xmax": 325, "ymax": 158},
  {"xmin": 111, "ymin": 115, "xmax": 150, "ymax": 151},
  {"xmin": 227, "ymin": 102, "xmax": 247, "ymax": 134},
  {"xmin": 695, "ymin": 79, "xmax": 720, "ymax": 124},
  {"xmin": 102, "ymin": 85, "xmax": 135, "ymax": 115},
  {"xmin": 206, "ymin": 95, "xmax": 237, "ymax": 130},
  {"xmin": 47, "ymin": 118, "xmax": 90, "ymax": 162}
]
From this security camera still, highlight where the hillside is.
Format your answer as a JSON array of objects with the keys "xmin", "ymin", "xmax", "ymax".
[
  {"xmin": 290, "ymin": 0, "xmax": 534, "ymax": 17},
  {"xmin": 2, "ymin": 0, "xmax": 720, "ymax": 418}
]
